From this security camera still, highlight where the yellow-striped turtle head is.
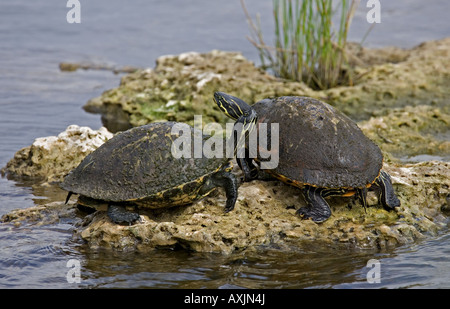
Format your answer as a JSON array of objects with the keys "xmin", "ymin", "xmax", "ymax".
[
  {"xmin": 213, "ymin": 92, "xmax": 258, "ymax": 155},
  {"xmin": 214, "ymin": 91, "xmax": 257, "ymax": 130}
]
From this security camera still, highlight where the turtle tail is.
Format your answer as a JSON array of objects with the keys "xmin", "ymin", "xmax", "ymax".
[
  {"xmin": 357, "ymin": 187, "xmax": 368, "ymax": 213},
  {"xmin": 65, "ymin": 191, "xmax": 73, "ymax": 204}
]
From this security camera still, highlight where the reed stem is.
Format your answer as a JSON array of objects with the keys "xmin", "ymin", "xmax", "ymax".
[{"xmin": 241, "ymin": 0, "xmax": 360, "ymax": 90}]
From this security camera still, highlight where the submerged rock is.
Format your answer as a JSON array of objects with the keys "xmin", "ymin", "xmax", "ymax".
[
  {"xmin": 1, "ymin": 125, "xmax": 113, "ymax": 182},
  {"xmin": 59, "ymin": 62, "xmax": 139, "ymax": 74},
  {"xmin": 1, "ymin": 201, "xmax": 76, "ymax": 227}
]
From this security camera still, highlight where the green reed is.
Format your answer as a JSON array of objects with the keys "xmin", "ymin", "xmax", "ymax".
[{"xmin": 242, "ymin": 0, "xmax": 359, "ymax": 90}]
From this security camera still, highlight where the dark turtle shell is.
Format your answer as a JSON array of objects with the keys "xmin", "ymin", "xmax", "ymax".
[
  {"xmin": 61, "ymin": 122, "xmax": 229, "ymax": 207},
  {"xmin": 253, "ymin": 96, "xmax": 382, "ymax": 189}
]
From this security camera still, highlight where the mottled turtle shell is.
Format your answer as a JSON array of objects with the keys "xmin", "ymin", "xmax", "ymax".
[
  {"xmin": 61, "ymin": 122, "xmax": 228, "ymax": 207},
  {"xmin": 253, "ymin": 96, "xmax": 383, "ymax": 189}
]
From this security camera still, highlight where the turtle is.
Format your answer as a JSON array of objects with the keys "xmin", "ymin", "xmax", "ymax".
[
  {"xmin": 60, "ymin": 121, "xmax": 239, "ymax": 224},
  {"xmin": 213, "ymin": 92, "xmax": 401, "ymax": 223}
]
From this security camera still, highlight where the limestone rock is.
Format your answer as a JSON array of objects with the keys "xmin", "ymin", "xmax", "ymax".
[
  {"xmin": 84, "ymin": 39, "xmax": 450, "ymax": 132},
  {"xmin": 74, "ymin": 161, "xmax": 449, "ymax": 254},
  {"xmin": 359, "ymin": 105, "xmax": 450, "ymax": 162},
  {"xmin": 2, "ymin": 41, "xmax": 449, "ymax": 254},
  {"xmin": 83, "ymin": 50, "xmax": 314, "ymax": 132},
  {"xmin": 1, "ymin": 125, "xmax": 113, "ymax": 182}
]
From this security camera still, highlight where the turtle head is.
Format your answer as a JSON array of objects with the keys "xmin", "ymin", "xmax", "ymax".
[
  {"xmin": 213, "ymin": 92, "xmax": 258, "ymax": 156},
  {"xmin": 214, "ymin": 92, "xmax": 255, "ymax": 120},
  {"xmin": 214, "ymin": 91, "xmax": 257, "ymax": 129}
]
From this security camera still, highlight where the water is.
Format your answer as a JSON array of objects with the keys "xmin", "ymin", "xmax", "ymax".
[{"xmin": 1, "ymin": 0, "xmax": 449, "ymax": 289}]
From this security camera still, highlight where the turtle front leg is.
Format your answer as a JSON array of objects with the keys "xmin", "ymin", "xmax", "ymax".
[
  {"xmin": 373, "ymin": 170, "xmax": 401, "ymax": 210},
  {"xmin": 237, "ymin": 156, "xmax": 259, "ymax": 182},
  {"xmin": 204, "ymin": 164, "xmax": 239, "ymax": 212},
  {"xmin": 216, "ymin": 171, "xmax": 239, "ymax": 213},
  {"xmin": 297, "ymin": 186, "xmax": 332, "ymax": 223}
]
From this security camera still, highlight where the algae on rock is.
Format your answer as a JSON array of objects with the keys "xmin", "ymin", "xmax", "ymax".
[
  {"xmin": 323, "ymin": 38, "xmax": 450, "ymax": 119},
  {"xmin": 83, "ymin": 49, "xmax": 314, "ymax": 132},
  {"xmin": 360, "ymin": 105, "xmax": 450, "ymax": 162},
  {"xmin": 84, "ymin": 38, "xmax": 450, "ymax": 132}
]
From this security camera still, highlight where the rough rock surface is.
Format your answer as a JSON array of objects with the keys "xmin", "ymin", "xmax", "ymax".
[
  {"xmin": 325, "ymin": 38, "xmax": 450, "ymax": 119},
  {"xmin": 2, "ymin": 155, "xmax": 448, "ymax": 254},
  {"xmin": 83, "ymin": 50, "xmax": 306, "ymax": 132},
  {"xmin": 359, "ymin": 105, "xmax": 450, "ymax": 162},
  {"xmin": 2, "ymin": 40, "xmax": 449, "ymax": 254},
  {"xmin": 1, "ymin": 125, "xmax": 113, "ymax": 182},
  {"xmin": 84, "ymin": 38, "xmax": 450, "ymax": 132},
  {"xmin": 72, "ymin": 161, "xmax": 448, "ymax": 253},
  {"xmin": 1, "ymin": 201, "xmax": 76, "ymax": 228},
  {"xmin": 4, "ymin": 160, "xmax": 441, "ymax": 254}
]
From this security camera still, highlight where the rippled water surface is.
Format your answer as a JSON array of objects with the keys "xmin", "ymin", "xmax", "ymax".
[{"xmin": 1, "ymin": 0, "xmax": 449, "ymax": 288}]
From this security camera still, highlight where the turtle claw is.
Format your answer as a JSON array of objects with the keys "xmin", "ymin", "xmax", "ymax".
[
  {"xmin": 374, "ymin": 171, "xmax": 401, "ymax": 211},
  {"xmin": 209, "ymin": 168, "xmax": 238, "ymax": 214},
  {"xmin": 296, "ymin": 206, "xmax": 330, "ymax": 223},
  {"xmin": 224, "ymin": 204, "xmax": 234, "ymax": 213},
  {"xmin": 298, "ymin": 186, "xmax": 332, "ymax": 223},
  {"xmin": 65, "ymin": 191, "xmax": 73, "ymax": 204}
]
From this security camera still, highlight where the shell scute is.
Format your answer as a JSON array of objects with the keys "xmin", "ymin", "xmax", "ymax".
[{"xmin": 253, "ymin": 97, "xmax": 382, "ymax": 188}]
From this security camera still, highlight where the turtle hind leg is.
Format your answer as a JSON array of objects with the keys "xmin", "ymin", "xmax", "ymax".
[
  {"xmin": 374, "ymin": 170, "xmax": 401, "ymax": 211},
  {"xmin": 297, "ymin": 186, "xmax": 332, "ymax": 223},
  {"xmin": 107, "ymin": 204, "xmax": 140, "ymax": 225}
]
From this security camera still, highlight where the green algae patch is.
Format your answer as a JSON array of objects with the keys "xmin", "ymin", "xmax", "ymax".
[
  {"xmin": 321, "ymin": 39, "xmax": 450, "ymax": 120},
  {"xmin": 83, "ymin": 50, "xmax": 314, "ymax": 132},
  {"xmin": 84, "ymin": 38, "xmax": 450, "ymax": 132},
  {"xmin": 359, "ymin": 105, "xmax": 450, "ymax": 162}
]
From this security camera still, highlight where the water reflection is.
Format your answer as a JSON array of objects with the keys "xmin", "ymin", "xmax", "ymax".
[
  {"xmin": 1, "ymin": 183, "xmax": 449, "ymax": 289},
  {"xmin": 75, "ymin": 245, "xmax": 387, "ymax": 289}
]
